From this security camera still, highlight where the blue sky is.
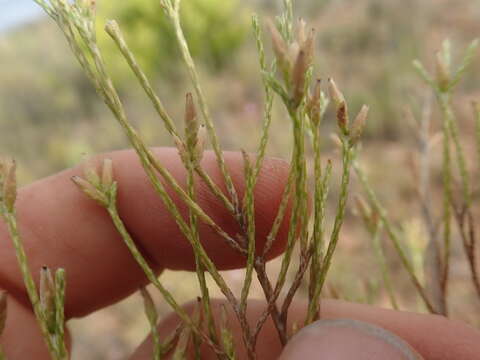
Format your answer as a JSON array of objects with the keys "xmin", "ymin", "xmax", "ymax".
[{"xmin": 0, "ymin": 0, "xmax": 45, "ymax": 32}]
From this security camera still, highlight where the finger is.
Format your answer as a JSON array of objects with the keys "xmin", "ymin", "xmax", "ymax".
[
  {"xmin": 131, "ymin": 299, "xmax": 480, "ymax": 360},
  {"xmin": 0, "ymin": 148, "xmax": 291, "ymax": 318},
  {"xmin": 279, "ymin": 319, "xmax": 423, "ymax": 360},
  {"xmin": 1, "ymin": 297, "xmax": 50, "ymax": 359}
]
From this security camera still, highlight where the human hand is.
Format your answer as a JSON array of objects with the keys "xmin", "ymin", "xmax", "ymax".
[{"xmin": 0, "ymin": 148, "xmax": 479, "ymax": 359}]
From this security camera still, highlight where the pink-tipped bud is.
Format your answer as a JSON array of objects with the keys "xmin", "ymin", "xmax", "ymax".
[
  {"xmin": 291, "ymin": 50, "xmax": 308, "ymax": 108},
  {"xmin": 350, "ymin": 105, "xmax": 369, "ymax": 144},
  {"xmin": 302, "ymin": 28, "xmax": 316, "ymax": 66},
  {"xmin": 307, "ymin": 79, "xmax": 322, "ymax": 126},
  {"xmin": 328, "ymin": 78, "xmax": 345, "ymax": 106},
  {"xmin": 267, "ymin": 19, "xmax": 291, "ymax": 74},
  {"xmin": 328, "ymin": 79, "xmax": 349, "ymax": 135},
  {"xmin": 40, "ymin": 266, "xmax": 56, "ymax": 334},
  {"xmin": 184, "ymin": 93, "xmax": 198, "ymax": 132}
]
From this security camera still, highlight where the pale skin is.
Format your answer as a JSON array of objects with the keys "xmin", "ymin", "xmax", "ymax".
[{"xmin": 0, "ymin": 148, "xmax": 479, "ymax": 359}]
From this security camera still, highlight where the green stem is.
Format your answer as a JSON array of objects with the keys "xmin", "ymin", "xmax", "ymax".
[
  {"xmin": 168, "ymin": 6, "xmax": 239, "ymax": 214},
  {"xmin": 2, "ymin": 212, "xmax": 60, "ymax": 359},
  {"xmin": 354, "ymin": 160, "xmax": 437, "ymax": 313},
  {"xmin": 306, "ymin": 141, "xmax": 353, "ymax": 323}
]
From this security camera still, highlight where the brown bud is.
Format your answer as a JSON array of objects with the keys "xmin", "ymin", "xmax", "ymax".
[
  {"xmin": 302, "ymin": 28, "xmax": 316, "ymax": 67},
  {"xmin": 291, "ymin": 50, "xmax": 307, "ymax": 108},
  {"xmin": 328, "ymin": 79, "xmax": 349, "ymax": 135},
  {"xmin": 350, "ymin": 105, "xmax": 369, "ymax": 144},
  {"xmin": 307, "ymin": 79, "xmax": 322, "ymax": 126},
  {"xmin": 328, "ymin": 78, "xmax": 345, "ymax": 106},
  {"xmin": 267, "ymin": 20, "xmax": 291, "ymax": 74},
  {"xmin": 184, "ymin": 93, "xmax": 198, "ymax": 132},
  {"xmin": 184, "ymin": 93, "xmax": 199, "ymax": 151},
  {"xmin": 337, "ymin": 102, "xmax": 349, "ymax": 135}
]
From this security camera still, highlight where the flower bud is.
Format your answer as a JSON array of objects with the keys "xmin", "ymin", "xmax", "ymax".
[
  {"xmin": 307, "ymin": 79, "xmax": 322, "ymax": 126},
  {"xmin": 40, "ymin": 266, "xmax": 56, "ymax": 334},
  {"xmin": 267, "ymin": 20, "xmax": 291, "ymax": 75},
  {"xmin": 291, "ymin": 50, "xmax": 307, "ymax": 108},
  {"xmin": 184, "ymin": 93, "xmax": 199, "ymax": 151},
  {"xmin": 350, "ymin": 105, "xmax": 369, "ymax": 145},
  {"xmin": 328, "ymin": 79, "xmax": 349, "ymax": 135}
]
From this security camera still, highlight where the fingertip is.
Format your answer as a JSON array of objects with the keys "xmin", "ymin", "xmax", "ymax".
[{"xmin": 279, "ymin": 319, "xmax": 423, "ymax": 360}]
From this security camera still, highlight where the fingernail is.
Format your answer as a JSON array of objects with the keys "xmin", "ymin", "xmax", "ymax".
[{"xmin": 279, "ymin": 319, "xmax": 423, "ymax": 360}]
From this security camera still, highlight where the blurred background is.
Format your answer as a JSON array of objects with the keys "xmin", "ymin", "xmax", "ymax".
[{"xmin": 1, "ymin": 0, "xmax": 480, "ymax": 358}]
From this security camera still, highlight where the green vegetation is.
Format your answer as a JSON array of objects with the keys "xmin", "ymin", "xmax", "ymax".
[{"xmin": 0, "ymin": 0, "xmax": 480, "ymax": 358}]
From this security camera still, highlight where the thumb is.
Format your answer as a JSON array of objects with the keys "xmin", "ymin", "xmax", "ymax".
[{"xmin": 279, "ymin": 319, "xmax": 424, "ymax": 360}]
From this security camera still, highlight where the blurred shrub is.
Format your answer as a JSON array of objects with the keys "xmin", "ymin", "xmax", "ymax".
[{"xmin": 97, "ymin": 0, "xmax": 250, "ymax": 84}]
